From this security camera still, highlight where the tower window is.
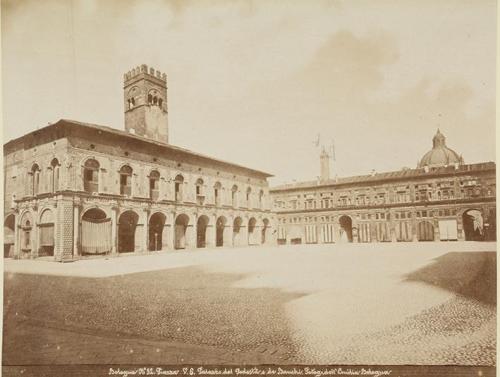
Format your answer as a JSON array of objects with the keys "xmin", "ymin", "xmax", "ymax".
[
  {"xmin": 148, "ymin": 94, "xmax": 153, "ymax": 104},
  {"xmin": 159, "ymin": 98, "xmax": 163, "ymax": 108}
]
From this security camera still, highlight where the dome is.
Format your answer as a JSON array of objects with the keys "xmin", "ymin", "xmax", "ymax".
[{"xmin": 418, "ymin": 130, "xmax": 463, "ymax": 168}]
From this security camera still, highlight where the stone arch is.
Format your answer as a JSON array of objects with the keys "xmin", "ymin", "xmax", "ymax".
[
  {"xmin": 462, "ymin": 209, "xmax": 485, "ymax": 241},
  {"xmin": 339, "ymin": 215, "xmax": 353, "ymax": 243},
  {"xmin": 149, "ymin": 212, "xmax": 166, "ymax": 251},
  {"xmin": 233, "ymin": 216, "xmax": 243, "ymax": 246},
  {"xmin": 261, "ymin": 218, "xmax": 270, "ymax": 245},
  {"xmin": 174, "ymin": 213, "xmax": 190, "ymax": 249},
  {"xmin": 248, "ymin": 217, "xmax": 257, "ymax": 245},
  {"xmin": 118, "ymin": 210, "xmax": 139, "ymax": 253},
  {"xmin": 4, "ymin": 213, "xmax": 15, "ymax": 258},
  {"xmin": 196, "ymin": 215, "xmax": 210, "ymax": 248},
  {"xmin": 38, "ymin": 208, "xmax": 55, "ymax": 257},
  {"xmin": 216, "ymin": 216, "xmax": 227, "ymax": 247},
  {"xmin": 81, "ymin": 208, "xmax": 111, "ymax": 255}
]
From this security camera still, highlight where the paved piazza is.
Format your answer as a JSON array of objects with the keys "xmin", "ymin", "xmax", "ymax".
[{"xmin": 3, "ymin": 242, "xmax": 496, "ymax": 365}]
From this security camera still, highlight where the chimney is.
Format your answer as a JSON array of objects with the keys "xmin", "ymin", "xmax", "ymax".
[{"xmin": 320, "ymin": 147, "xmax": 330, "ymax": 182}]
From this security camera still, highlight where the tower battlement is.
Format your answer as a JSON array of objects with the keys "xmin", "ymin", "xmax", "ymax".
[
  {"xmin": 124, "ymin": 64, "xmax": 169, "ymax": 143},
  {"xmin": 124, "ymin": 64, "xmax": 167, "ymax": 83}
]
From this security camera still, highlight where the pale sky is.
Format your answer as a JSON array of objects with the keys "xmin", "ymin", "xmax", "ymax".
[{"xmin": 2, "ymin": 0, "xmax": 496, "ymax": 185}]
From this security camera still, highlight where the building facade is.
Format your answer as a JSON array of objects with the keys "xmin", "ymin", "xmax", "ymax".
[
  {"xmin": 271, "ymin": 131, "xmax": 496, "ymax": 244},
  {"xmin": 4, "ymin": 65, "xmax": 276, "ymax": 261}
]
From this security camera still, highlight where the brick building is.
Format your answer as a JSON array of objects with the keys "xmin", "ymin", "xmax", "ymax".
[
  {"xmin": 4, "ymin": 65, "xmax": 276, "ymax": 261},
  {"xmin": 271, "ymin": 131, "xmax": 496, "ymax": 244}
]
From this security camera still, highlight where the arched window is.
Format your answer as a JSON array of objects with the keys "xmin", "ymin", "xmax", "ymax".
[
  {"xmin": 195, "ymin": 178, "xmax": 204, "ymax": 205},
  {"xmin": 174, "ymin": 174, "xmax": 184, "ymax": 202},
  {"xmin": 50, "ymin": 158, "xmax": 60, "ymax": 193},
  {"xmin": 148, "ymin": 94, "xmax": 153, "ymax": 104},
  {"xmin": 149, "ymin": 170, "xmax": 160, "ymax": 200},
  {"xmin": 231, "ymin": 185, "xmax": 238, "ymax": 207},
  {"xmin": 214, "ymin": 182, "xmax": 222, "ymax": 206},
  {"xmin": 30, "ymin": 164, "xmax": 41, "ymax": 196},
  {"xmin": 83, "ymin": 159, "xmax": 99, "ymax": 193},
  {"xmin": 259, "ymin": 189, "xmax": 264, "ymax": 209},
  {"xmin": 120, "ymin": 165, "xmax": 133, "ymax": 196},
  {"xmin": 153, "ymin": 96, "xmax": 158, "ymax": 105},
  {"xmin": 159, "ymin": 98, "xmax": 163, "ymax": 108},
  {"xmin": 196, "ymin": 178, "xmax": 204, "ymax": 196},
  {"xmin": 246, "ymin": 187, "xmax": 252, "ymax": 207}
]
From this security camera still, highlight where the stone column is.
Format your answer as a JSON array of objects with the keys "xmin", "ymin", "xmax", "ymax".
[
  {"xmin": 13, "ymin": 211, "xmax": 20, "ymax": 258},
  {"xmin": 206, "ymin": 214, "xmax": 216, "ymax": 248},
  {"xmin": 225, "ymin": 220, "xmax": 233, "ymax": 247},
  {"xmin": 434, "ymin": 218, "xmax": 440, "ymax": 242},
  {"xmin": 141, "ymin": 209, "xmax": 149, "ymax": 252},
  {"xmin": 185, "ymin": 213, "xmax": 196, "ymax": 249},
  {"xmin": 72, "ymin": 204, "xmax": 80, "ymax": 258},
  {"xmin": 111, "ymin": 207, "xmax": 118, "ymax": 254},
  {"xmin": 411, "ymin": 212, "xmax": 418, "ymax": 242},
  {"xmin": 32, "ymin": 206, "xmax": 39, "ymax": 259},
  {"xmin": 166, "ymin": 212, "xmax": 175, "ymax": 250}
]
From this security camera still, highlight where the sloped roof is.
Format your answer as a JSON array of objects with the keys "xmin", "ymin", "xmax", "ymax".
[
  {"xmin": 271, "ymin": 162, "xmax": 495, "ymax": 192},
  {"xmin": 4, "ymin": 119, "xmax": 273, "ymax": 178}
]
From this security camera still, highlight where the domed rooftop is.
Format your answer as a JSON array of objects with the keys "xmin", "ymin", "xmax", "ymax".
[{"xmin": 418, "ymin": 129, "xmax": 463, "ymax": 168}]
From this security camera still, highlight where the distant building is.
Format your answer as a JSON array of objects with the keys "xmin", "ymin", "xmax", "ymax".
[
  {"xmin": 271, "ymin": 130, "xmax": 496, "ymax": 244},
  {"xmin": 4, "ymin": 65, "xmax": 276, "ymax": 261}
]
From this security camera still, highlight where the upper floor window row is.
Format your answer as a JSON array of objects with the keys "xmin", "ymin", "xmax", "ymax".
[{"xmin": 81, "ymin": 162, "xmax": 265, "ymax": 207}]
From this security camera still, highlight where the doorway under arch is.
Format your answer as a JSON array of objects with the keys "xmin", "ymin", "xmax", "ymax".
[
  {"xmin": 216, "ymin": 216, "xmax": 227, "ymax": 247},
  {"xmin": 339, "ymin": 215, "xmax": 353, "ymax": 243},
  {"xmin": 197, "ymin": 215, "xmax": 209, "ymax": 248},
  {"xmin": 81, "ymin": 208, "xmax": 111, "ymax": 255},
  {"xmin": 149, "ymin": 212, "xmax": 166, "ymax": 251},
  {"xmin": 462, "ymin": 209, "xmax": 484, "ymax": 241},
  {"xmin": 38, "ymin": 209, "xmax": 55, "ymax": 257},
  {"xmin": 233, "ymin": 217, "xmax": 243, "ymax": 246},
  {"xmin": 248, "ymin": 217, "xmax": 257, "ymax": 245},
  {"xmin": 261, "ymin": 218, "xmax": 270, "ymax": 245},
  {"xmin": 118, "ymin": 211, "xmax": 139, "ymax": 253},
  {"xmin": 175, "ymin": 214, "xmax": 190, "ymax": 249}
]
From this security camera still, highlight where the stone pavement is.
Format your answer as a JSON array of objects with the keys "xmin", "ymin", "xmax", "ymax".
[
  {"xmin": 3, "ymin": 242, "xmax": 497, "ymax": 366},
  {"xmin": 4, "ymin": 316, "xmax": 290, "ymax": 365}
]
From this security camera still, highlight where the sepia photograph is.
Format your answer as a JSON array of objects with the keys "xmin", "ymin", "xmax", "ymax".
[{"xmin": 1, "ymin": 1, "xmax": 497, "ymax": 376}]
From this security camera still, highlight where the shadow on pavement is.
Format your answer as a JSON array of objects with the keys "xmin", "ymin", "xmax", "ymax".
[{"xmin": 404, "ymin": 252, "xmax": 496, "ymax": 306}]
